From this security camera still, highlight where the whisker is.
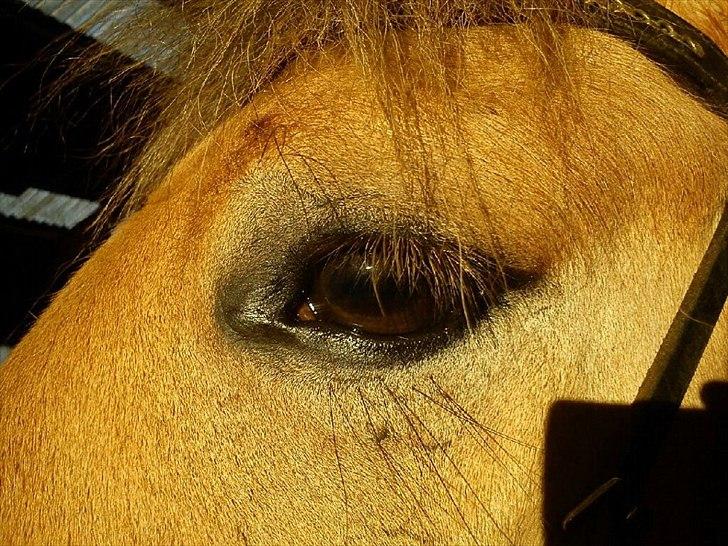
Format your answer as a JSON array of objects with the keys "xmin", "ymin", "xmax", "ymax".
[
  {"xmin": 272, "ymin": 130, "xmax": 312, "ymax": 233},
  {"xmin": 394, "ymin": 385, "xmax": 518, "ymax": 546},
  {"xmin": 355, "ymin": 387, "xmax": 439, "ymax": 531},
  {"xmin": 429, "ymin": 377, "xmax": 540, "ymax": 449},
  {"xmin": 328, "ymin": 384, "xmax": 351, "ymax": 543},
  {"xmin": 413, "ymin": 382, "xmax": 539, "ymax": 497},
  {"xmin": 383, "ymin": 384, "xmax": 483, "ymax": 546},
  {"xmin": 427, "ymin": 377, "xmax": 542, "ymax": 490}
]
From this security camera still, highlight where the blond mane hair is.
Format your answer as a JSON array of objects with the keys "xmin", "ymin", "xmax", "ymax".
[{"xmin": 55, "ymin": 0, "xmax": 727, "ymax": 224}]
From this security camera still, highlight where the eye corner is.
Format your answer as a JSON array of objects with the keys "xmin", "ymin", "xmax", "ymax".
[{"xmin": 219, "ymin": 227, "xmax": 540, "ymax": 371}]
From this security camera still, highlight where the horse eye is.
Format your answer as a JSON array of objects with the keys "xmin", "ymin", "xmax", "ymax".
[{"xmin": 293, "ymin": 253, "xmax": 441, "ymax": 336}]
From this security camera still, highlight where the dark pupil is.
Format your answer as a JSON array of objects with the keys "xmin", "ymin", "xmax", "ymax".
[{"xmin": 308, "ymin": 254, "xmax": 436, "ymax": 335}]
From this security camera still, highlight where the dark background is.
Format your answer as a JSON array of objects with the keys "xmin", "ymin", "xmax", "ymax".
[
  {"xmin": 545, "ymin": 382, "xmax": 727, "ymax": 545},
  {"xmin": 0, "ymin": 0, "xmax": 155, "ymax": 349}
]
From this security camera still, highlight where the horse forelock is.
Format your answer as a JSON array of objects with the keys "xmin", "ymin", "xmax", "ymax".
[{"xmin": 51, "ymin": 0, "xmax": 728, "ymax": 232}]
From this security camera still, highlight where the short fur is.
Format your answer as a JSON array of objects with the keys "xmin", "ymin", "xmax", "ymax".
[{"xmin": 1, "ymin": 1, "xmax": 727, "ymax": 544}]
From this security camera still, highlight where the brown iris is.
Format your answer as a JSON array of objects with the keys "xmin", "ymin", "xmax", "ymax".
[
  {"xmin": 294, "ymin": 251, "xmax": 440, "ymax": 336},
  {"xmin": 289, "ymin": 232, "xmax": 529, "ymax": 339}
]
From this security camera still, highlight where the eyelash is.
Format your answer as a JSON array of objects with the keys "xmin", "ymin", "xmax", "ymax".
[
  {"xmin": 217, "ymin": 227, "xmax": 539, "ymax": 376},
  {"xmin": 286, "ymin": 231, "xmax": 531, "ymax": 336}
]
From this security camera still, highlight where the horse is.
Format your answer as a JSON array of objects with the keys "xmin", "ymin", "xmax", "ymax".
[{"xmin": 1, "ymin": 0, "xmax": 726, "ymax": 543}]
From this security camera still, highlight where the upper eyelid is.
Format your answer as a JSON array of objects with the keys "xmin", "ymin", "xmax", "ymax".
[{"xmin": 295, "ymin": 231, "xmax": 536, "ymax": 314}]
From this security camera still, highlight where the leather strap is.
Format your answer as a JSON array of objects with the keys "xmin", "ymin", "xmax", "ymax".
[
  {"xmin": 579, "ymin": 0, "xmax": 728, "ymax": 119},
  {"xmin": 561, "ymin": 0, "xmax": 728, "ymax": 537}
]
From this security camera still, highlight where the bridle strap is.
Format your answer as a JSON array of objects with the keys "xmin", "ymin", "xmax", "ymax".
[
  {"xmin": 561, "ymin": 0, "xmax": 728, "ymax": 534},
  {"xmin": 564, "ymin": 202, "xmax": 728, "ymax": 532},
  {"xmin": 636, "ymin": 204, "xmax": 728, "ymax": 406},
  {"xmin": 579, "ymin": 0, "xmax": 728, "ymax": 118}
]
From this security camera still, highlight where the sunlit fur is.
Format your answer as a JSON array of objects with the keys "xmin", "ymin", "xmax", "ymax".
[{"xmin": 1, "ymin": 1, "xmax": 727, "ymax": 544}]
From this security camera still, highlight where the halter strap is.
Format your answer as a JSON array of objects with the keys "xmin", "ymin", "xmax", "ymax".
[
  {"xmin": 579, "ymin": 0, "xmax": 728, "ymax": 118},
  {"xmin": 561, "ymin": 0, "xmax": 728, "ymax": 536}
]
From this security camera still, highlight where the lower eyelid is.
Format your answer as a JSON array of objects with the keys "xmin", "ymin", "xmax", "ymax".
[{"xmin": 218, "ymin": 225, "xmax": 540, "ymax": 372}]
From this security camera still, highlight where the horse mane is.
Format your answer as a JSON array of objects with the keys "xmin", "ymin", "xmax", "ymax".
[{"xmin": 52, "ymin": 0, "xmax": 727, "ymax": 228}]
